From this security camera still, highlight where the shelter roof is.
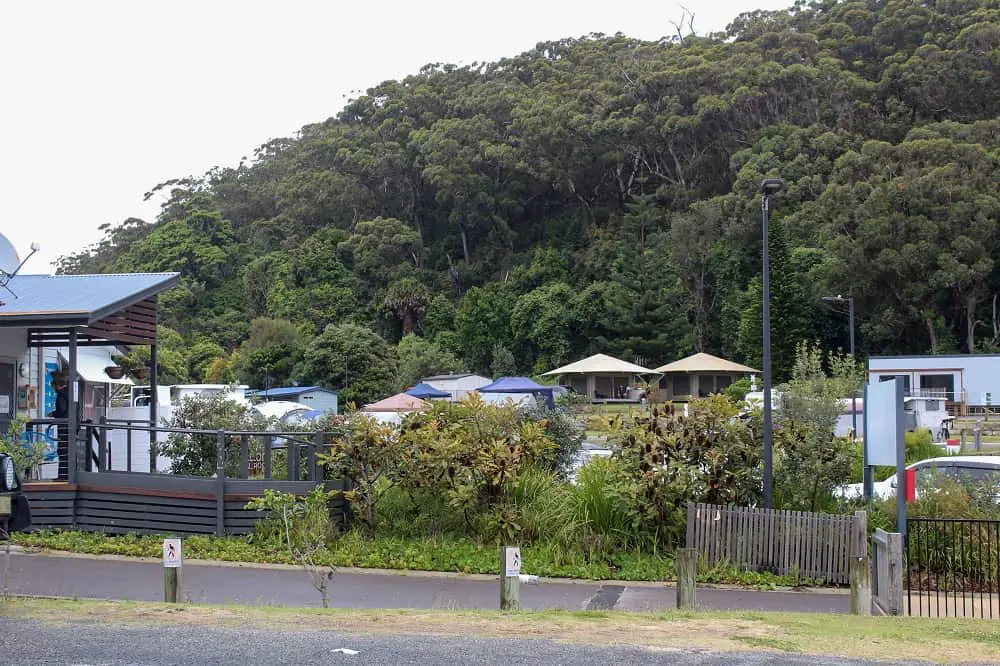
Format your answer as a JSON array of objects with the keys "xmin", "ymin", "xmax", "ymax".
[
  {"xmin": 654, "ymin": 352, "xmax": 759, "ymax": 374},
  {"xmin": 542, "ymin": 353, "xmax": 655, "ymax": 376},
  {"xmin": 361, "ymin": 392, "xmax": 430, "ymax": 412},
  {"xmin": 478, "ymin": 376, "xmax": 551, "ymax": 393},
  {"xmin": 0, "ymin": 273, "xmax": 179, "ymax": 326},
  {"xmin": 405, "ymin": 382, "xmax": 451, "ymax": 399},
  {"xmin": 254, "ymin": 386, "xmax": 334, "ymax": 398}
]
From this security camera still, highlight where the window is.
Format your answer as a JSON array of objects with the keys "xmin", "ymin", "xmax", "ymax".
[
  {"xmin": 879, "ymin": 374, "xmax": 911, "ymax": 393},
  {"xmin": 919, "ymin": 374, "xmax": 955, "ymax": 399},
  {"xmin": 673, "ymin": 375, "xmax": 691, "ymax": 396}
]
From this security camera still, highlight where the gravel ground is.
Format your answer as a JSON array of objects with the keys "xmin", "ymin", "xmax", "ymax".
[{"xmin": 0, "ymin": 618, "xmax": 936, "ymax": 666}]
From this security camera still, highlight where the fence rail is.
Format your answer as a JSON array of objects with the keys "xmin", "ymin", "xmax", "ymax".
[
  {"xmin": 686, "ymin": 503, "xmax": 865, "ymax": 585},
  {"xmin": 906, "ymin": 518, "xmax": 1000, "ymax": 618}
]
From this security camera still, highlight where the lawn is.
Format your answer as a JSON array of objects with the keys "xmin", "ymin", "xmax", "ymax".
[{"xmin": 4, "ymin": 597, "xmax": 998, "ymax": 663}]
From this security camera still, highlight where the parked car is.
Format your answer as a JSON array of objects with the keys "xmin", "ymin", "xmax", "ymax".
[
  {"xmin": 1, "ymin": 452, "xmax": 31, "ymax": 532},
  {"xmin": 567, "ymin": 444, "xmax": 614, "ymax": 484},
  {"xmin": 835, "ymin": 456, "xmax": 1000, "ymax": 502}
]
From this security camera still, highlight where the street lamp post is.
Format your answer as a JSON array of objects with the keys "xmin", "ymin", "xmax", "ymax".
[
  {"xmin": 761, "ymin": 178, "xmax": 784, "ymax": 510},
  {"xmin": 822, "ymin": 294, "xmax": 857, "ymax": 436},
  {"xmin": 823, "ymin": 294, "xmax": 865, "ymax": 496}
]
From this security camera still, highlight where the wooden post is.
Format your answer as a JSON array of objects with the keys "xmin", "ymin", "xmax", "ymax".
[
  {"xmin": 850, "ymin": 555, "xmax": 871, "ymax": 615},
  {"xmin": 676, "ymin": 547, "xmax": 698, "ymax": 610},
  {"xmin": 164, "ymin": 567, "xmax": 179, "ymax": 603},
  {"xmin": 852, "ymin": 510, "xmax": 868, "ymax": 559},
  {"xmin": 885, "ymin": 532, "xmax": 904, "ymax": 616},
  {"xmin": 215, "ymin": 431, "xmax": 226, "ymax": 537},
  {"xmin": 500, "ymin": 546, "xmax": 520, "ymax": 611},
  {"xmin": 163, "ymin": 538, "xmax": 182, "ymax": 602}
]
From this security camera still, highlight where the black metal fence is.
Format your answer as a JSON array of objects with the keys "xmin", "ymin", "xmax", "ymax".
[{"xmin": 906, "ymin": 518, "xmax": 1000, "ymax": 618}]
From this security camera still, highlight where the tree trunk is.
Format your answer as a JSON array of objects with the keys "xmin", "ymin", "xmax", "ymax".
[
  {"xmin": 402, "ymin": 310, "xmax": 414, "ymax": 336},
  {"xmin": 925, "ymin": 317, "xmax": 938, "ymax": 354},
  {"xmin": 966, "ymin": 294, "xmax": 977, "ymax": 353},
  {"xmin": 460, "ymin": 229, "xmax": 471, "ymax": 264}
]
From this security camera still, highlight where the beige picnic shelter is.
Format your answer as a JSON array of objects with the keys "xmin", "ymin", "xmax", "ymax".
[
  {"xmin": 654, "ymin": 352, "xmax": 759, "ymax": 401},
  {"xmin": 542, "ymin": 353, "xmax": 658, "ymax": 401}
]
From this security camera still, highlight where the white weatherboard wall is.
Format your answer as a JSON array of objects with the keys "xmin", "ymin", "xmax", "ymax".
[{"xmin": 869, "ymin": 355, "xmax": 1000, "ymax": 406}]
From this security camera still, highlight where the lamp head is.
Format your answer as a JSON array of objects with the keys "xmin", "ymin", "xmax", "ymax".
[{"xmin": 760, "ymin": 178, "xmax": 785, "ymax": 195}]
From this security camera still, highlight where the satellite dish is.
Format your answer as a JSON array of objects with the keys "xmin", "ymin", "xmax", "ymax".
[
  {"xmin": 0, "ymin": 233, "xmax": 40, "ymax": 300},
  {"xmin": 0, "ymin": 234, "xmax": 20, "ymax": 276}
]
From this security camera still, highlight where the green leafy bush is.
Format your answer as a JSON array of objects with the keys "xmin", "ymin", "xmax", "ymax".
[
  {"xmin": 610, "ymin": 395, "xmax": 762, "ymax": 546},
  {"xmin": 160, "ymin": 393, "xmax": 271, "ymax": 476},
  {"xmin": 0, "ymin": 416, "xmax": 44, "ymax": 477}
]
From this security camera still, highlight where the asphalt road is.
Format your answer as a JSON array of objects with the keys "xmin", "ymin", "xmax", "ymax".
[
  {"xmin": 5, "ymin": 552, "xmax": 851, "ymax": 613},
  {"xmin": 0, "ymin": 618, "xmax": 928, "ymax": 666}
]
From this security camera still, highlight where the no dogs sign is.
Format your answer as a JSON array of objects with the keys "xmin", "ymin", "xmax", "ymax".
[{"xmin": 163, "ymin": 538, "xmax": 183, "ymax": 568}]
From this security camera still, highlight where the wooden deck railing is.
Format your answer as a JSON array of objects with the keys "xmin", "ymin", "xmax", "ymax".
[{"xmin": 21, "ymin": 418, "xmax": 347, "ymax": 537}]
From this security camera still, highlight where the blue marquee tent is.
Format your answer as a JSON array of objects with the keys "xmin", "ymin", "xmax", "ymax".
[
  {"xmin": 478, "ymin": 376, "xmax": 556, "ymax": 408},
  {"xmin": 405, "ymin": 382, "xmax": 451, "ymax": 399}
]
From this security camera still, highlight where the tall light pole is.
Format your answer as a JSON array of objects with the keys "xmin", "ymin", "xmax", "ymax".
[
  {"xmin": 761, "ymin": 178, "xmax": 784, "ymax": 509},
  {"xmin": 822, "ymin": 294, "xmax": 856, "ymax": 436},
  {"xmin": 822, "ymin": 294, "xmax": 866, "ymax": 496}
]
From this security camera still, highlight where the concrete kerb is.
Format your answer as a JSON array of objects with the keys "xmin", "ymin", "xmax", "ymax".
[{"xmin": 12, "ymin": 548, "xmax": 850, "ymax": 594}]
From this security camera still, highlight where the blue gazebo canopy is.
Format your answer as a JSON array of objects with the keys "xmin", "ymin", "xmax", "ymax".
[
  {"xmin": 478, "ymin": 376, "xmax": 550, "ymax": 393},
  {"xmin": 405, "ymin": 382, "xmax": 450, "ymax": 399}
]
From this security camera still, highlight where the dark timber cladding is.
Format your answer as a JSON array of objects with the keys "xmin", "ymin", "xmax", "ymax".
[
  {"xmin": 27, "ymin": 297, "xmax": 159, "ymax": 347},
  {"xmin": 23, "ymin": 473, "xmax": 349, "ymax": 536}
]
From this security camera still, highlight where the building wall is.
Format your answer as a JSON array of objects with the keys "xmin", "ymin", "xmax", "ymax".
[
  {"xmin": 425, "ymin": 375, "xmax": 491, "ymax": 401},
  {"xmin": 869, "ymin": 355, "xmax": 1000, "ymax": 405},
  {"xmin": 658, "ymin": 372, "xmax": 740, "ymax": 401},
  {"xmin": 298, "ymin": 389, "xmax": 338, "ymax": 415},
  {"xmin": 0, "ymin": 327, "xmax": 37, "ymax": 421}
]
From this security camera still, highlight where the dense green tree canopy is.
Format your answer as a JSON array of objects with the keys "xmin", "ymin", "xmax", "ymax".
[{"xmin": 60, "ymin": 0, "xmax": 1000, "ymax": 395}]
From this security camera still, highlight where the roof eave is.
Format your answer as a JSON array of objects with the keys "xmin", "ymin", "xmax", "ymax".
[{"xmin": 87, "ymin": 273, "xmax": 181, "ymax": 323}]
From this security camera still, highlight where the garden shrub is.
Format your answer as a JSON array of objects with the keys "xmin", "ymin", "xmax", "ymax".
[
  {"xmin": 161, "ymin": 393, "xmax": 271, "ymax": 476},
  {"xmin": 610, "ymin": 394, "xmax": 762, "ymax": 546}
]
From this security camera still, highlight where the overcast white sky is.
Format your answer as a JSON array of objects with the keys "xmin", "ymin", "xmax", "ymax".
[{"xmin": 0, "ymin": 0, "xmax": 790, "ymax": 271}]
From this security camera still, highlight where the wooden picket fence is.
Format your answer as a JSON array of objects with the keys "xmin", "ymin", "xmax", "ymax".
[{"xmin": 685, "ymin": 502, "xmax": 867, "ymax": 585}]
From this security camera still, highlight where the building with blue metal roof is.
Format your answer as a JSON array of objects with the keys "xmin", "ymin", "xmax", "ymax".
[
  {"xmin": 0, "ymin": 271, "xmax": 180, "ymax": 480},
  {"xmin": 252, "ymin": 385, "xmax": 338, "ymax": 415}
]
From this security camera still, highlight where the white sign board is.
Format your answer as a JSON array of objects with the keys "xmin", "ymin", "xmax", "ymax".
[
  {"xmin": 163, "ymin": 538, "xmax": 182, "ymax": 568},
  {"xmin": 504, "ymin": 546, "xmax": 521, "ymax": 577},
  {"xmin": 865, "ymin": 379, "xmax": 902, "ymax": 466}
]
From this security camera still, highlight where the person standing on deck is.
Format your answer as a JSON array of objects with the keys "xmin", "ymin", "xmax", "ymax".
[{"xmin": 48, "ymin": 372, "xmax": 69, "ymax": 480}]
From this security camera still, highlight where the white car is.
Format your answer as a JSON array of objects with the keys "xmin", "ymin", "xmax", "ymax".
[
  {"xmin": 836, "ymin": 456, "xmax": 1000, "ymax": 502},
  {"xmin": 567, "ymin": 444, "xmax": 613, "ymax": 484}
]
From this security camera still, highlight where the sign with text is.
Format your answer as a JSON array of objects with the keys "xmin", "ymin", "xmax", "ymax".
[
  {"xmin": 163, "ymin": 538, "xmax": 182, "ymax": 568},
  {"xmin": 504, "ymin": 546, "xmax": 521, "ymax": 577}
]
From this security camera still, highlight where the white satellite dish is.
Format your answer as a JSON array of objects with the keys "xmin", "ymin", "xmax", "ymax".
[
  {"xmin": 0, "ymin": 234, "xmax": 20, "ymax": 276},
  {"xmin": 0, "ymin": 233, "xmax": 40, "ymax": 299}
]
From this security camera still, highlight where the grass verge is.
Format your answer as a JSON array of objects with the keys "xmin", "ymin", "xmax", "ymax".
[
  {"xmin": 3, "ymin": 597, "xmax": 998, "ymax": 663},
  {"xmin": 11, "ymin": 529, "xmax": 823, "ymax": 588}
]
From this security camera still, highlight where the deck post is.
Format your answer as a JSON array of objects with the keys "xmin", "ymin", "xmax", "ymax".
[
  {"xmin": 67, "ymin": 328, "xmax": 78, "ymax": 485},
  {"xmin": 215, "ymin": 430, "xmax": 226, "ymax": 537},
  {"xmin": 98, "ymin": 416, "xmax": 108, "ymax": 472},
  {"xmin": 149, "ymin": 341, "xmax": 158, "ymax": 473},
  {"xmin": 310, "ymin": 432, "xmax": 322, "ymax": 482},
  {"xmin": 288, "ymin": 436, "xmax": 299, "ymax": 481}
]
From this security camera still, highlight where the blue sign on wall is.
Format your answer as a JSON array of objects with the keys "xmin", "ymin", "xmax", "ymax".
[{"xmin": 44, "ymin": 361, "xmax": 59, "ymax": 417}]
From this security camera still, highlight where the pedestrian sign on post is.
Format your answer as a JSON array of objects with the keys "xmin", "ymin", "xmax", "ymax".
[
  {"xmin": 163, "ymin": 538, "xmax": 182, "ymax": 568},
  {"xmin": 504, "ymin": 546, "xmax": 521, "ymax": 577}
]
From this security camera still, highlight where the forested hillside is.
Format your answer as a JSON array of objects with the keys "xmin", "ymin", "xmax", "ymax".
[{"xmin": 59, "ymin": 0, "xmax": 1000, "ymax": 403}]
